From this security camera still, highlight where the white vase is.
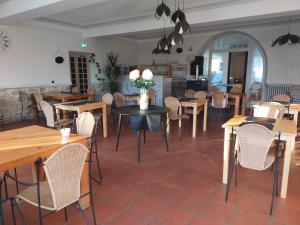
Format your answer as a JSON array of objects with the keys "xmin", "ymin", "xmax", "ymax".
[{"xmin": 139, "ymin": 88, "xmax": 148, "ymax": 110}]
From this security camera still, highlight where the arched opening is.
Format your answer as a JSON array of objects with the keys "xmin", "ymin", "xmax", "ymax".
[{"xmin": 197, "ymin": 31, "xmax": 267, "ymax": 99}]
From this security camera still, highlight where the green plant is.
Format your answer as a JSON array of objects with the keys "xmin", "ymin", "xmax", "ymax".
[{"xmin": 105, "ymin": 52, "xmax": 120, "ymax": 93}]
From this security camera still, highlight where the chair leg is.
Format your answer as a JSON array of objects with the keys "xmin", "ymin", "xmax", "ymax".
[
  {"xmin": 115, "ymin": 115, "xmax": 123, "ymax": 152},
  {"xmin": 91, "ymin": 138, "xmax": 102, "ymax": 184},
  {"xmin": 14, "ymin": 169, "xmax": 19, "ymax": 194},
  {"xmin": 235, "ymin": 161, "xmax": 238, "ymax": 187},
  {"xmin": 270, "ymin": 159, "xmax": 279, "ymax": 215},
  {"xmin": 10, "ymin": 199, "xmax": 17, "ymax": 225},
  {"xmin": 13, "ymin": 199, "xmax": 26, "ymax": 225},
  {"xmin": 143, "ymin": 129, "xmax": 146, "ymax": 144},
  {"xmin": 64, "ymin": 207, "xmax": 68, "ymax": 222},
  {"xmin": 161, "ymin": 117, "xmax": 169, "ymax": 152},
  {"xmin": 76, "ymin": 202, "xmax": 90, "ymax": 225},
  {"xmin": 225, "ymin": 151, "xmax": 237, "ymax": 202},
  {"xmin": 88, "ymin": 152, "xmax": 97, "ymax": 225}
]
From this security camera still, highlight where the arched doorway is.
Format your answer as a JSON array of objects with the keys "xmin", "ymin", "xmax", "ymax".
[{"xmin": 197, "ymin": 31, "xmax": 267, "ymax": 98}]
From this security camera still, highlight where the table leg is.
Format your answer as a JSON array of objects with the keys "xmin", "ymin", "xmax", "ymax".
[
  {"xmin": 61, "ymin": 98, "xmax": 69, "ymax": 119},
  {"xmin": 203, "ymin": 101, "xmax": 208, "ymax": 132},
  {"xmin": 137, "ymin": 130, "xmax": 141, "ymax": 162},
  {"xmin": 102, "ymin": 105, "xmax": 108, "ymax": 138},
  {"xmin": 192, "ymin": 105, "xmax": 197, "ymax": 138},
  {"xmin": 161, "ymin": 114, "xmax": 169, "ymax": 152},
  {"xmin": 0, "ymin": 176, "xmax": 4, "ymax": 225},
  {"xmin": 223, "ymin": 128, "xmax": 231, "ymax": 183},
  {"xmin": 234, "ymin": 96, "xmax": 240, "ymax": 115},
  {"xmin": 179, "ymin": 106, "xmax": 182, "ymax": 128},
  {"xmin": 115, "ymin": 115, "xmax": 123, "ymax": 152},
  {"xmin": 166, "ymin": 113, "xmax": 170, "ymax": 133},
  {"xmin": 241, "ymin": 96, "xmax": 246, "ymax": 115},
  {"xmin": 280, "ymin": 137, "xmax": 295, "ymax": 198}
]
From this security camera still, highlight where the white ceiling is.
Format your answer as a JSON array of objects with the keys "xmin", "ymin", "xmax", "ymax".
[{"xmin": 1, "ymin": 0, "xmax": 300, "ymax": 39}]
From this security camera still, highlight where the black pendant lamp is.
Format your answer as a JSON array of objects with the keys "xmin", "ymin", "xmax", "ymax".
[
  {"xmin": 159, "ymin": 34, "xmax": 170, "ymax": 51},
  {"xmin": 155, "ymin": 0, "xmax": 171, "ymax": 19},
  {"xmin": 152, "ymin": 41, "xmax": 161, "ymax": 54},
  {"xmin": 175, "ymin": 19, "xmax": 190, "ymax": 34},
  {"xmin": 168, "ymin": 30, "xmax": 183, "ymax": 46},
  {"xmin": 171, "ymin": 0, "xmax": 186, "ymax": 24},
  {"xmin": 272, "ymin": 18, "xmax": 300, "ymax": 47}
]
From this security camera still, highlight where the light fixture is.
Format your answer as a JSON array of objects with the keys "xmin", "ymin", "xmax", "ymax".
[
  {"xmin": 175, "ymin": 20, "xmax": 190, "ymax": 34},
  {"xmin": 171, "ymin": 0, "xmax": 185, "ymax": 24},
  {"xmin": 159, "ymin": 34, "xmax": 170, "ymax": 51},
  {"xmin": 155, "ymin": 0, "xmax": 171, "ymax": 19},
  {"xmin": 152, "ymin": 41, "xmax": 161, "ymax": 54},
  {"xmin": 272, "ymin": 18, "xmax": 300, "ymax": 47},
  {"xmin": 168, "ymin": 30, "xmax": 183, "ymax": 46}
]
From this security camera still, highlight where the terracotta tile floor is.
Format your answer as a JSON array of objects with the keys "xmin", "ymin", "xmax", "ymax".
[{"xmin": 2, "ymin": 117, "xmax": 300, "ymax": 225}]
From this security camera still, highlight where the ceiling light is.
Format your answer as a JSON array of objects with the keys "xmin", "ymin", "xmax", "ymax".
[
  {"xmin": 175, "ymin": 20, "xmax": 190, "ymax": 34},
  {"xmin": 155, "ymin": 0, "xmax": 171, "ymax": 19},
  {"xmin": 168, "ymin": 31, "xmax": 183, "ymax": 46},
  {"xmin": 171, "ymin": 8, "xmax": 185, "ymax": 24},
  {"xmin": 159, "ymin": 34, "xmax": 170, "ymax": 51},
  {"xmin": 272, "ymin": 17, "xmax": 300, "ymax": 47}
]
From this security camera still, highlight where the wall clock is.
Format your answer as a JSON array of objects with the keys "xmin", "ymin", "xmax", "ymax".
[{"xmin": 0, "ymin": 30, "xmax": 11, "ymax": 52}]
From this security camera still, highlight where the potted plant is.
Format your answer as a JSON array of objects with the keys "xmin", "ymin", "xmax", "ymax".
[{"xmin": 105, "ymin": 52, "xmax": 120, "ymax": 93}]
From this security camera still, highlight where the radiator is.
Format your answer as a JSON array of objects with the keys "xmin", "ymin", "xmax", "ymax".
[{"xmin": 264, "ymin": 84, "xmax": 291, "ymax": 101}]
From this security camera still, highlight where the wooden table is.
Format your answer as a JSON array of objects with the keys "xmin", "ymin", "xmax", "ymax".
[
  {"xmin": 43, "ymin": 92, "xmax": 93, "ymax": 119},
  {"xmin": 0, "ymin": 126, "xmax": 90, "ymax": 208},
  {"xmin": 167, "ymin": 98, "xmax": 208, "ymax": 138},
  {"xmin": 54, "ymin": 100, "xmax": 107, "ymax": 138},
  {"xmin": 222, "ymin": 116, "xmax": 297, "ymax": 198},
  {"xmin": 228, "ymin": 93, "xmax": 246, "ymax": 115}
]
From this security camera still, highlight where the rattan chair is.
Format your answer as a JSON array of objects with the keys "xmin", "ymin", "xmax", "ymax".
[
  {"xmin": 33, "ymin": 92, "xmax": 44, "ymax": 119},
  {"xmin": 113, "ymin": 92, "xmax": 126, "ymax": 107},
  {"xmin": 40, "ymin": 101, "xmax": 73, "ymax": 130},
  {"xmin": 272, "ymin": 94, "xmax": 291, "ymax": 104},
  {"xmin": 229, "ymin": 87, "xmax": 242, "ymax": 94},
  {"xmin": 225, "ymin": 124, "xmax": 282, "ymax": 215},
  {"xmin": 260, "ymin": 102, "xmax": 285, "ymax": 119},
  {"xmin": 211, "ymin": 91, "xmax": 229, "ymax": 120},
  {"xmin": 164, "ymin": 96, "xmax": 188, "ymax": 137},
  {"xmin": 193, "ymin": 91, "xmax": 207, "ymax": 100},
  {"xmin": 184, "ymin": 91, "xmax": 207, "ymax": 115},
  {"xmin": 76, "ymin": 112, "xmax": 102, "ymax": 184},
  {"xmin": 184, "ymin": 89, "xmax": 195, "ymax": 98},
  {"xmin": 253, "ymin": 105, "xmax": 280, "ymax": 119},
  {"xmin": 18, "ymin": 91, "xmax": 32, "ymax": 121},
  {"xmin": 147, "ymin": 88, "xmax": 156, "ymax": 105},
  {"xmin": 11, "ymin": 143, "xmax": 97, "ymax": 225}
]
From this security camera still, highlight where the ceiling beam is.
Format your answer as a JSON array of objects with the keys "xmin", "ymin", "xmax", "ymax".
[
  {"xmin": 83, "ymin": 0, "xmax": 300, "ymax": 38},
  {"xmin": 0, "ymin": 0, "xmax": 111, "ymax": 24}
]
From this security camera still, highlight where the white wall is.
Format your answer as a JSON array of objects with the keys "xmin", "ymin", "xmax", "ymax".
[
  {"xmin": 0, "ymin": 24, "xmax": 139, "ymax": 88},
  {"xmin": 138, "ymin": 22, "xmax": 300, "ymax": 85}
]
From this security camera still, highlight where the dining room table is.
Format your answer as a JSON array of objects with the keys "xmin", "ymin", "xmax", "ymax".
[
  {"xmin": 222, "ymin": 115, "xmax": 297, "ymax": 198},
  {"xmin": 176, "ymin": 97, "xmax": 208, "ymax": 138},
  {"xmin": 0, "ymin": 125, "xmax": 91, "ymax": 224},
  {"xmin": 227, "ymin": 93, "xmax": 247, "ymax": 115},
  {"xmin": 43, "ymin": 92, "xmax": 93, "ymax": 119},
  {"xmin": 54, "ymin": 100, "xmax": 108, "ymax": 138},
  {"xmin": 113, "ymin": 105, "xmax": 169, "ymax": 162}
]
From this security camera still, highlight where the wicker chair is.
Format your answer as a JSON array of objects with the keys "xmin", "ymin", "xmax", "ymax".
[
  {"xmin": 76, "ymin": 112, "xmax": 102, "ymax": 184},
  {"xmin": 211, "ymin": 91, "xmax": 229, "ymax": 120},
  {"xmin": 18, "ymin": 91, "xmax": 32, "ymax": 121},
  {"xmin": 13, "ymin": 143, "xmax": 97, "ymax": 225},
  {"xmin": 40, "ymin": 101, "xmax": 73, "ymax": 130},
  {"xmin": 184, "ymin": 91, "xmax": 207, "ymax": 115},
  {"xmin": 229, "ymin": 87, "xmax": 242, "ymax": 94},
  {"xmin": 164, "ymin": 96, "xmax": 188, "ymax": 137},
  {"xmin": 253, "ymin": 105, "xmax": 280, "ymax": 119},
  {"xmin": 225, "ymin": 124, "xmax": 282, "ymax": 215},
  {"xmin": 113, "ymin": 92, "xmax": 126, "ymax": 107},
  {"xmin": 260, "ymin": 102, "xmax": 285, "ymax": 119},
  {"xmin": 184, "ymin": 89, "xmax": 195, "ymax": 98},
  {"xmin": 33, "ymin": 92, "xmax": 44, "ymax": 119},
  {"xmin": 272, "ymin": 94, "xmax": 291, "ymax": 104},
  {"xmin": 193, "ymin": 91, "xmax": 207, "ymax": 100},
  {"xmin": 208, "ymin": 85, "xmax": 219, "ymax": 94},
  {"xmin": 147, "ymin": 88, "xmax": 156, "ymax": 105}
]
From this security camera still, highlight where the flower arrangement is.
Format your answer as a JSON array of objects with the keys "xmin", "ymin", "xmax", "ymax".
[{"xmin": 129, "ymin": 69, "xmax": 155, "ymax": 90}]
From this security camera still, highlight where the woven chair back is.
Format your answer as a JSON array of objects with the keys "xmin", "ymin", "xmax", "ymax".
[
  {"xmin": 253, "ymin": 105, "xmax": 280, "ymax": 119},
  {"xmin": 230, "ymin": 87, "xmax": 242, "ymax": 94},
  {"xmin": 40, "ymin": 101, "xmax": 55, "ymax": 127},
  {"xmin": 113, "ymin": 92, "xmax": 126, "ymax": 107},
  {"xmin": 212, "ymin": 91, "xmax": 227, "ymax": 109},
  {"xmin": 261, "ymin": 102, "xmax": 284, "ymax": 119},
  {"xmin": 76, "ymin": 112, "xmax": 95, "ymax": 137},
  {"xmin": 237, "ymin": 124, "xmax": 274, "ymax": 170},
  {"xmin": 43, "ymin": 143, "xmax": 88, "ymax": 210},
  {"xmin": 184, "ymin": 89, "xmax": 195, "ymax": 98},
  {"xmin": 164, "ymin": 96, "xmax": 181, "ymax": 120},
  {"xmin": 272, "ymin": 94, "xmax": 291, "ymax": 104},
  {"xmin": 193, "ymin": 91, "xmax": 207, "ymax": 100}
]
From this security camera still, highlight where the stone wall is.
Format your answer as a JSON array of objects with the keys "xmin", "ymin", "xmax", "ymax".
[{"xmin": 0, "ymin": 85, "xmax": 69, "ymax": 123}]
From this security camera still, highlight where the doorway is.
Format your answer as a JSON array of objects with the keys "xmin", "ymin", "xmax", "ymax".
[
  {"xmin": 227, "ymin": 52, "xmax": 248, "ymax": 93},
  {"xmin": 69, "ymin": 52, "xmax": 91, "ymax": 93}
]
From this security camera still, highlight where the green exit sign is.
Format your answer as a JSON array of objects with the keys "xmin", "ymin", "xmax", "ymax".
[{"xmin": 81, "ymin": 42, "xmax": 88, "ymax": 48}]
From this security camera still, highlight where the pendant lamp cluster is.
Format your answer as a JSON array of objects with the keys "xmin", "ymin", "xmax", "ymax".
[{"xmin": 153, "ymin": 0, "xmax": 190, "ymax": 54}]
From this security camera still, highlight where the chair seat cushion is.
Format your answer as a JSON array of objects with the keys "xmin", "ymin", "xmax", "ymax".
[{"xmin": 17, "ymin": 181, "xmax": 55, "ymax": 211}]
